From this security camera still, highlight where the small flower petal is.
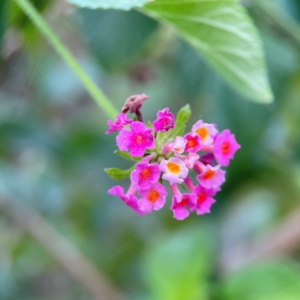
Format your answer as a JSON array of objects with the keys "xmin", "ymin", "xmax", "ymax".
[
  {"xmin": 170, "ymin": 193, "xmax": 196, "ymax": 220},
  {"xmin": 192, "ymin": 120, "xmax": 218, "ymax": 145},
  {"xmin": 130, "ymin": 162, "xmax": 160, "ymax": 190},
  {"xmin": 193, "ymin": 185, "xmax": 216, "ymax": 215},
  {"xmin": 171, "ymin": 136, "xmax": 186, "ymax": 156},
  {"xmin": 108, "ymin": 185, "xmax": 145, "ymax": 215},
  {"xmin": 159, "ymin": 157, "xmax": 188, "ymax": 185},
  {"xmin": 116, "ymin": 121, "xmax": 154, "ymax": 157},
  {"xmin": 153, "ymin": 108, "xmax": 175, "ymax": 133},
  {"xmin": 138, "ymin": 182, "xmax": 167, "ymax": 213},
  {"xmin": 184, "ymin": 153, "xmax": 200, "ymax": 168},
  {"xmin": 196, "ymin": 165, "xmax": 225, "ymax": 189},
  {"xmin": 184, "ymin": 133, "xmax": 202, "ymax": 153},
  {"xmin": 213, "ymin": 129, "xmax": 240, "ymax": 166},
  {"xmin": 106, "ymin": 113, "xmax": 133, "ymax": 134}
]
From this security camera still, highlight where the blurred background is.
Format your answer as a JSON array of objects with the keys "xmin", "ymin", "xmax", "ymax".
[{"xmin": 1, "ymin": 0, "xmax": 300, "ymax": 299}]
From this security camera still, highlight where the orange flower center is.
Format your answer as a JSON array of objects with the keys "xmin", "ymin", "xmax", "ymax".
[
  {"xmin": 202, "ymin": 169, "xmax": 215, "ymax": 180},
  {"xmin": 221, "ymin": 142, "xmax": 230, "ymax": 154},
  {"xmin": 197, "ymin": 192, "xmax": 207, "ymax": 204},
  {"xmin": 196, "ymin": 127, "xmax": 209, "ymax": 140},
  {"xmin": 167, "ymin": 162, "xmax": 181, "ymax": 174},
  {"xmin": 147, "ymin": 190, "xmax": 159, "ymax": 203},
  {"xmin": 135, "ymin": 134, "xmax": 145, "ymax": 144},
  {"xmin": 140, "ymin": 168, "xmax": 152, "ymax": 180}
]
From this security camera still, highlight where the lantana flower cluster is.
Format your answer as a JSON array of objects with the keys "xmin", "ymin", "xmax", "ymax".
[{"xmin": 106, "ymin": 95, "xmax": 240, "ymax": 220}]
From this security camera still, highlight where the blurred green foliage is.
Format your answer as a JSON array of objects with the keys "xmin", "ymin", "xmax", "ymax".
[
  {"xmin": 221, "ymin": 261, "xmax": 300, "ymax": 300},
  {"xmin": 1, "ymin": 0, "xmax": 300, "ymax": 300}
]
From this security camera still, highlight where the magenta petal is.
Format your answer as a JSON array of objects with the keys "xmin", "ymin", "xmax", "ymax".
[
  {"xmin": 138, "ymin": 182, "xmax": 167, "ymax": 213},
  {"xmin": 138, "ymin": 198, "xmax": 153, "ymax": 213},
  {"xmin": 131, "ymin": 162, "xmax": 160, "ymax": 190},
  {"xmin": 125, "ymin": 122, "xmax": 154, "ymax": 157},
  {"xmin": 127, "ymin": 196, "xmax": 147, "ymax": 216},
  {"xmin": 106, "ymin": 113, "xmax": 133, "ymax": 134},
  {"xmin": 172, "ymin": 206, "xmax": 189, "ymax": 220},
  {"xmin": 108, "ymin": 185, "xmax": 145, "ymax": 215},
  {"xmin": 196, "ymin": 198, "xmax": 216, "ymax": 215},
  {"xmin": 108, "ymin": 185, "xmax": 126, "ymax": 201},
  {"xmin": 184, "ymin": 133, "xmax": 202, "ymax": 153},
  {"xmin": 170, "ymin": 193, "xmax": 196, "ymax": 220},
  {"xmin": 153, "ymin": 108, "xmax": 175, "ymax": 133},
  {"xmin": 214, "ymin": 129, "xmax": 240, "ymax": 166},
  {"xmin": 196, "ymin": 165, "xmax": 226, "ymax": 189},
  {"xmin": 153, "ymin": 196, "xmax": 166, "ymax": 211},
  {"xmin": 116, "ymin": 128, "xmax": 131, "ymax": 151}
]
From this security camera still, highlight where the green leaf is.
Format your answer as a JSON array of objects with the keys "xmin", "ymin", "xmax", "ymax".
[
  {"xmin": 143, "ymin": 226, "xmax": 215, "ymax": 300},
  {"xmin": 78, "ymin": 9, "xmax": 158, "ymax": 70},
  {"xmin": 166, "ymin": 104, "xmax": 191, "ymax": 139},
  {"xmin": 68, "ymin": 0, "xmax": 150, "ymax": 10},
  {"xmin": 142, "ymin": 0, "xmax": 273, "ymax": 103},
  {"xmin": 114, "ymin": 150, "xmax": 143, "ymax": 161},
  {"xmin": 147, "ymin": 121, "xmax": 153, "ymax": 128},
  {"xmin": 104, "ymin": 166, "xmax": 134, "ymax": 180},
  {"xmin": 221, "ymin": 261, "xmax": 300, "ymax": 300}
]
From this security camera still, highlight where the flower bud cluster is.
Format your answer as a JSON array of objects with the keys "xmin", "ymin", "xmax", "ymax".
[{"xmin": 106, "ymin": 103, "xmax": 240, "ymax": 220}]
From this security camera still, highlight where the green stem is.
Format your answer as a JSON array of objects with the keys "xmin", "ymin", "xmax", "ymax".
[{"xmin": 14, "ymin": 0, "xmax": 118, "ymax": 119}]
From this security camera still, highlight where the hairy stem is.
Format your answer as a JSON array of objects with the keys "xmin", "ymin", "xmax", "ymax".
[{"xmin": 14, "ymin": 0, "xmax": 118, "ymax": 119}]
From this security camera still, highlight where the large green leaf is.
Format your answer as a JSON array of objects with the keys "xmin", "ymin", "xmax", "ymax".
[
  {"xmin": 68, "ymin": 0, "xmax": 150, "ymax": 10},
  {"xmin": 78, "ymin": 9, "xmax": 157, "ymax": 70},
  {"xmin": 221, "ymin": 261, "xmax": 300, "ymax": 300},
  {"xmin": 143, "ymin": 226, "xmax": 215, "ymax": 300},
  {"xmin": 142, "ymin": 0, "xmax": 273, "ymax": 103}
]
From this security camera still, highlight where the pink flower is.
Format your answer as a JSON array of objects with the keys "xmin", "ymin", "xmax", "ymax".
[
  {"xmin": 171, "ymin": 136, "xmax": 186, "ymax": 156},
  {"xmin": 213, "ymin": 129, "xmax": 240, "ymax": 166},
  {"xmin": 107, "ymin": 185, "xmax": 145, "ymax": 215},
  {"xmin": 184, "ymin": 133, "xmax": 202, "ymax": 153},
  {"xmin": 138, "ymin": 182, "xmax": 167, "ymax": 213},
  {"xmin": 153, "ymin": 108, "xmax": 175, "ymax": 133},
  {"xmin": 106, "ymin": 113, "xmax": 133, "ymax": 134},
  {"xmin": 184, "ymin": 153, "xmax": 200, "ymax": 168},
  {"xmin": 196, "ymin": 164, "xmax": 225, "ymax": 189},
  {"xmin": 130, "ymin": 162, "xmax": 160, "ymax": 190},
  {"xmin": 116, "ymin": 121, "xmax": 154, "ymax": 157},
  {"xmin": 192, "ymin": 185, "xmax": 216, "ymax": 215},
  {"xmin": 170, "ymin": 184, "xmax": 196, "ymax": 220},
  {"xmin": 159, "ymin": 157, "xmax": 188, "ymax": 185},
  {"xmin": 192, "ymin": 120, "xmax": 218, "ymax": 145}
]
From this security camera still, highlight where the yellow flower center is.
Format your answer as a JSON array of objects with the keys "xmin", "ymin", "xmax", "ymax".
[
  {"xmin": 196, "ymin": 127, "xmax": 209, "ymax": 140},
  {"xmin": 167, "ymin": 162, "xmax": 181, "ymax": 174}
]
